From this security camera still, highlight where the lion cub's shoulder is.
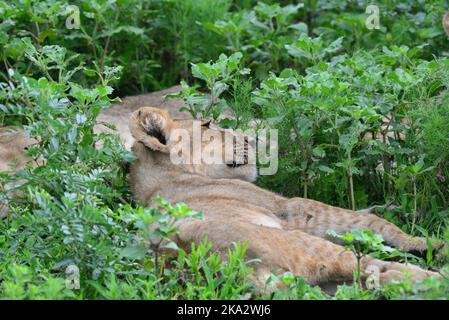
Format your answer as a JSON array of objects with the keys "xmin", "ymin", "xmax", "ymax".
[{"xmin": 0, "ymin": 127, "xmax": 36, "ymax": 172}]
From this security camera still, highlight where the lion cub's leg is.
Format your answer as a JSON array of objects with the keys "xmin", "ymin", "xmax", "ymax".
[
  {"xmin": 173, "ymin": 219, "xmax": 439, "ymax": 287},
  {"xmin": 281, "ymin": 198, "xmax": 435, "ymax": 254},
  {"xmin": 175, "ymin": 218, "xmax": 356, "ymax": 285},
  {"xmin": 361, "ymin": 256, "xmax": 441, "ymax": 286}
]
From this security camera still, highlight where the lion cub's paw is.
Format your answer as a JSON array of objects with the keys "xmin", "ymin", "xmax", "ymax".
[
  {"xmin": 364, "ymin": 261, "xmax": 441, "ymax": 288},
  {"xmin": 399, "ymin": 237, "xmax": 446, "ymax": 259}
]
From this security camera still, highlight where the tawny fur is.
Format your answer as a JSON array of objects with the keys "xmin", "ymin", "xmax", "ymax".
[
  {"xmin": 0, "ymin": 127, "xmax": 41, "ymax": 219},
  {"xmin": 129, "ymin": 106, "xmax": 441, "ymax": 287},
  {"xmin": 0, "ymin": 127, "xmax": 36, "ymax": 173}
]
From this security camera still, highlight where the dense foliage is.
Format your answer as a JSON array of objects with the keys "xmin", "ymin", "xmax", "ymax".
[{"xmin": 1, "ymin": 0, "xmax": 449, "ymax": 299}]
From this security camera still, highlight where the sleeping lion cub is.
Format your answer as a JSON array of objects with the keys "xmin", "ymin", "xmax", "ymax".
[{"xmin": 129, "ymin": 106, "xmax": 441, "ymax": 287}]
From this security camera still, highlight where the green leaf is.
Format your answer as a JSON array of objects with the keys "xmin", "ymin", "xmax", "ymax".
[
  {"xmin": 163, "ymin": 242, "xmax": 179, "ymax": 251},
  {"xmin": 120, "ymin": 245, "xmax": 147, "ymax": 260},
  {"xmin": 318, "ymin": 165, "xmax": 334, "ymax": 174}
]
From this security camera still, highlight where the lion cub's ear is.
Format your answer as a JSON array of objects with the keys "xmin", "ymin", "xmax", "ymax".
[
  {"xmin": 129, "ymin": 107, "xmax": 174, "ymax": 153},
  {"xmin": 201, "ymin": 119, "xmax": 211, "ymax": 128}
]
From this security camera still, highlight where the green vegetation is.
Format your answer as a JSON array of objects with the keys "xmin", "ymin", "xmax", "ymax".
[{"xmin": 1, "ymin": 0, "xmax": 449, "ymax": 299}]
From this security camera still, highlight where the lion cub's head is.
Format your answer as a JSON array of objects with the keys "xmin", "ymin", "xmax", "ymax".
[{"xmin": 129, "ymin": 106, "xmax": 257, "ymax": 182}]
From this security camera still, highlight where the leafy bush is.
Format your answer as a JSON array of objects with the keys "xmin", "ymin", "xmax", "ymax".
[
  {"xmin": 206, "ymin": 2, "xmax": 307, "ymax": 78},
  {"xmin": 150, "ymin": 0, "xmax": 231, "ymax": 86},
  {"xmin": 166, "ymin": 52, "xmax": 250, "ymax": 121},
  {"xmin": 0, "ymin": 0, "xmax": 159, "ymax": 95}
]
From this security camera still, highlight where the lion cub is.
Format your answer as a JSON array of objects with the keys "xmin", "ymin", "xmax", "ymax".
[{"xmin": 129, "ymin": 106, "xmax": 441, "ymax": 286}]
